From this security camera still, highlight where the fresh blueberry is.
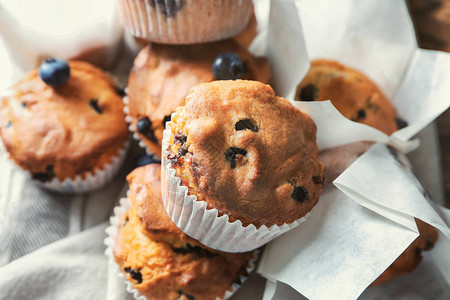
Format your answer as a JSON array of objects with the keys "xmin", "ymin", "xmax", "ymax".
[
  {"xmin": 212, "ymin": 53, "xmax": 245, "ymax": 80},
  {"xmin": 135, "ymin": 154, "xmax": 160, "ymax": 168},
  {"xmin": 38, "ymin": 58, "xmax": 70, "ymax": 87}
]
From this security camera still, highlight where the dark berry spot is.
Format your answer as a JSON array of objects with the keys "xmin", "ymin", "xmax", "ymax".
[
  {"xmin": 136, "ymin": 117, "xmax": 157, "ymax": 143},
  {"xmin": 38, "ymin": 58, "xmax": 70, "ymax": 87},
  {"xmin": 115, "ymin": 86, "xmax": 126, "ymax": 98},
  {"xmin": 212, "ymin": 53, "xmax": 245, "ymax": 80},
  {"xmin": 21, "ymin": 102, "xmax": 27, "ymax": 108},
  {"xmin": 174, "ymin": 132, "xmax": 187, "ymax": 144},
  {"xmin": 123, "ymin": 216, "xmax": 129, "ymax": 227},
  {"xmin": 135, "ymin": 154, "xmax": 160, "ymax": 168},
  {"xmin": 312, "ymin": 175, "xmax": 324, "ymax": 184},
  {"xmin": 178, "ymin": 291, "xmax": 195, "ymax": 300},
  {"xmin": 357, "ymin": 108, "xmax": 366, "ymax": 120},
  {"xmin": 291, "ymin": 186, "xmax": 309, "ymax": 202},
  {"xmin": 235, "ymin": 119, "xmax": 258, "ymax": 132},
  {"xmin": 32, "ymin": 164, "xmax": 55, "ymax": 182},
  {"xmin": 150, "ymin": 0, "xmax": 184, "ymax": 17},
  {"xmin": 162, "ymin": 115, "xmax": 171, "ymax": 127},
  {"xmin": 89, "ymin": 99, "xmax": 103, "ymax": 114},
  {"xmin": 124, "ymin": 267, "xmax": 142, "ymax": 284},
  {"xmin": 298, "ymin": 84, "xmax": 318, "ymax": 101},
  {"xmin": 424, "ymin": 239, "xmax": 435, "ymax": 251},
  {"xmin": 5, "ymin": 121, "xmax": 12, "ymax": 128},
  {"xmin": 225, "ymin": 147, "xmax": 247, "ymax": 169},
  {"xmin": 396, "ymin": 117, "xmax": 408, "ymax": 130},
  {"xmin": 172, "ymin": 243, "xmax": 217, "ymax": 259}
]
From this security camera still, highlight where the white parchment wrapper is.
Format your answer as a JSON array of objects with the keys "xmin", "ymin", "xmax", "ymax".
[
  {"xmin": 104, "ymin": 197, "xmax": 259, "ymax": 300},
  {"xmin": 161, "ymin": 122, "xmax": 312, "ymax": 253},
  {"xmin": 250, "ymin": 0, "xmax": 450, "ymax": 299}
]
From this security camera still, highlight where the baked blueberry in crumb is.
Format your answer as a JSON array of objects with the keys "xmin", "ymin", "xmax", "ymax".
[
  {"xmin": 312, "ymin": 175, "xmax": 324, "ymax": 184},
  {"xmin": 172, "ymin": 243, "xmax": 217, "ymax": 258},
  {"xmin": 357, "ymin": 108, "xmax": 366, "ymax": 120},
  {"xmin": 225, "ymin": 147, "xmax": 247, "ymax": 169},
  {"xmin": 235, "ymin": 119, "xmax": 258, "ymax": 132},
  {"xmin": 178, "ymin": 290, "xmax": 195, "ymax": 300},
  {"xmin": 298, "ymin": 84, "xmax": 318, "ymax": 101},
  {"xmin": 395, "ymin": 117, "xmax": 408, "ymax": 130},
  {"xmin": 124, "ymin": 267, "xmax": 143, "ymax": 284},
  {"xmin": 212, "ymin": 53, "xmax": 245, "ymax": 80},
  {"xmin": 5, "ymin": 121, "xmax": 12, "ymax": 128},
  {"xmin": 20, "ymin": 102, "xmax": 27, "ymax": 108},
  {"xmin": 291, "ymin": 186, "xmax": 309, "ymax": 202},
  {"xmin": 89, "ymin": 99, "xmax": 103, "ymax": 114},
  {"xmin": 32, "ymin": 165, "xmax": 55, "ymax": 182},
  {"xmin": 136, "ymin": 117, "xmax": 157, "ymax": 142},
  {"xmin": 38, "ymin": 58, "xmax": 70, "ymax": 87},
  {"xmin": 135, "ymin": 154, "xmax": 160, "ymax": 168},
  {"xmin": 115, "ymin": 86, "xmax": 126, "ymax": 98}
]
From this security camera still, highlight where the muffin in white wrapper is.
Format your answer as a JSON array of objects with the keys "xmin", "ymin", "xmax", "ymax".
[
  {"xmin": 118, "ymin": 0, "xmax": 253, "ymax": 44},
  {"xmin": 35, "ymin": 140, "xmax": 129, "ymax": 193},
  {"xmin": 161, "ymin": 122, "xmax": 313, "ymax": 253},
  {"xmin": 104, "ymin": 197, "xmax": 259, "ymax": 300}
]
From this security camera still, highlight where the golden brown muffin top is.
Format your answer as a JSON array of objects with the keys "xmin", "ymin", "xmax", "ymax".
[
  {"xmin": 318, "ymin": 142, "xmax": 438, "ymax": 286},
  {"xmin": 114, "ymin": 207, "xmax": 253, "ymax": 300},
  {"xmin": 295, "ymin": 59, "xmax": 402, "ymax": 135},
  {"xmin": 127, "ymin": 163, "xmax": 218, "ymax": 251},
  {"xmin": 0, "ymin": 61, "xmax": 128, "ymax": 181},
  {"xmin": 127, "ymin": 38, "xmax": 270, "ymax": 156},
  {"xmin": 167, "ymin": 80, "xmax": 324, "ymax": 228}
]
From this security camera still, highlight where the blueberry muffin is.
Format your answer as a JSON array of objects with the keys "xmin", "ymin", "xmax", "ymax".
[
  {"xmin": 127, "ymin": 39, "xmax": 270, "ymax": 156},
  {"xmin": 118, "ymin": 0, "xmax": 254, "ymax": 44},
  {"xmin": 127, "ymin": 163, "xmax": 216, "ymax": 251},
  {"xmin": 0, "ymin": 59, "xmax": 128, "ymax": 186},
  {"xmin": 114, "ymin": 207, "xmax": 254, "ymax": 300},
  {"xmin": 318, "ymin": 142, "xmax": 439, "ymax": 286},
  {"xmin": 166, "ymin": 80, "xmax": 324, "ymax": 228},
  {"xmin": 295, "ymin": 60, "xmax": 407, "ymax": 135}
]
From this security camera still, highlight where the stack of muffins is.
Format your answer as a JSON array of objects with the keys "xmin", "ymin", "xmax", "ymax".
[{"xmin": 0, "ymin": 1, "xmax": 441, "ymax": 299}]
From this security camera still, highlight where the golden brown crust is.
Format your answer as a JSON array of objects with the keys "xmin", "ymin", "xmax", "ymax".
[
  {"xmin": 0, "ymin": 61, "xmax": 128, "ymax": 181},
  {"xmin": 167, "ymin": 80, "xmax": 324, "ymax": 228},
  {"xmin": 232, "ymin": 9, "xmax": 258, "ymax": 48},
  {"xmin": 127, "ymin": 164, "xmax": 216, "ymax": 250},
  {"xmin": 318, "ymin": 142, "xmax": 439, "ymax": 286},
  {"xmin": 295, "ymin": 59, "xmax": 399, "ymax": 135},
  {"xmin": 127, "ymin": 39, "xmax": 270, "ymax": 157},
  {"xmin": 114, "ymin": 207, "xmax": 253, "ymax": 300}
]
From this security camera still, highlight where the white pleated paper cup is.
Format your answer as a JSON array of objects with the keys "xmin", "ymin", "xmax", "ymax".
[
  {"xmin": 34, "ymin": 140, "xmax": 130, "ymax": 193},
  {"xmin": 161, "ymin": 123, "xmax": 312, "ymax": 253},
  {"xmin": 118, "ymin": 0, "xmax": 253, "ymax": 44},
  {"xmin": 105, "ymin": 197, "xmax": 259, "ymax": 300}
]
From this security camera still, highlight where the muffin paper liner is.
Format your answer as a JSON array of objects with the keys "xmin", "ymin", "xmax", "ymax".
[
  {"xmin": 161, "ymin": 123, "xmax": 312, "ymax": 253},
  {"xmin": 34, "ymin": 140, "xmax": 129, "ymax": 193},
  {"xmin": 104, "ymin": 197, "xmax": 259, "ymax": 300},
  {"xmin": 118, "ymin": 0, "xmax": 253, "ymax": 44}
]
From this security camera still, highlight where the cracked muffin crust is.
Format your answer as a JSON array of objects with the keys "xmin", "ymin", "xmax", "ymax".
[
  {"xmin": 127, "ymin": 39, "xmax": 270, "ymax": 157},
  {"xmin": 166, "ymin": 80, "xmax": 324, "ymax": 228},
  {"xmin": 113, "ymin": 205, "xmax": 253, "ymax": 300},
  {"xmin": 0, "ymin": 61, "xmax": 128, "ymax": 182},
  {"xmin": 295, "ymin": 59, "xmax": 405, "ymax": 135},
  {"xmin": 318, "ymin": 141, "xmax": 439, "ymax": 286}
]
